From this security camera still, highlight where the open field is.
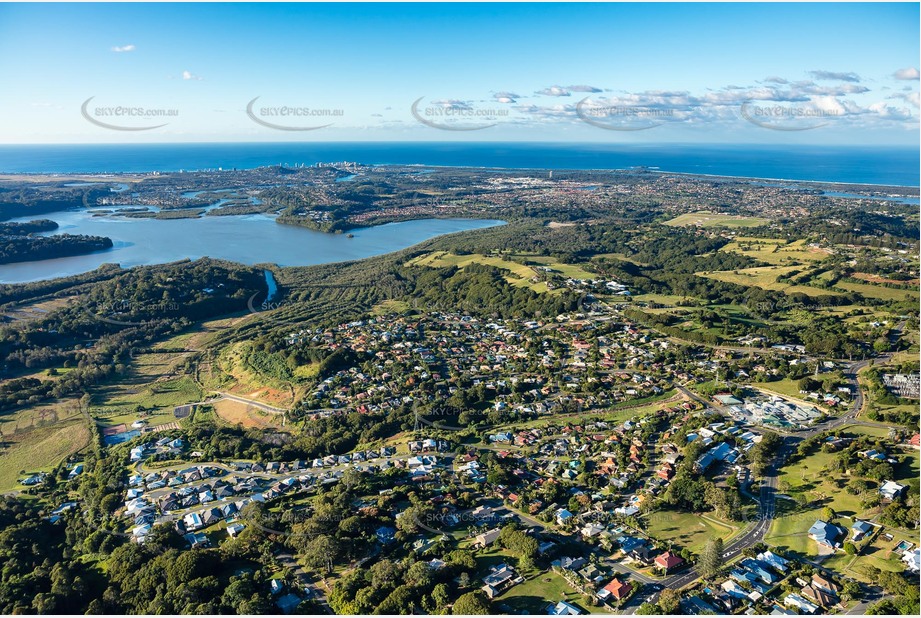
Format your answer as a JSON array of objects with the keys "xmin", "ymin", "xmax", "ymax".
[
  {"xmin": 0, "ymin": 399, "xmax": 82, "ymax": 437},
  {"xmin": 835, "ymin": 280, "xmax": 919, "ymax": 302},
  {"xmin": 522, "ymin": 255, "xmax": 598, "ymax": 280},
  {"xmin": 702, "ymin": 265, "xmax": 799, "ymax": 288},
  {"xmin": 720, "ymin": 238, "xmax": 830, "ymax": 266},
  {"xmin": 1, "ymin": 295, "xmax": 78, "ymax": 323},
  {"xmin": 0, "ymin": 410, "xmax": 91, "ymax": 493},
  {"xmin": 372, "ymin": 299, "xmax": 410, "ymax": 315},
  {"xmin": 699, "ymin": 265, "xmax": 843, "ymax": 297},
  {"xmin": 94, "ymin": 372, "xmax": 202, "ymax": 429},
  {"xmin": 663, "ymin": 212, "xmax": 770, "ymax": 228},
  {"xmin": 642, "ymin": 509, "xmax": 740, "ymax": 555},
  {"xmin": 594, "ymin": 252, "xmax": 649, "ymax": 267},
  {"xmin": 213, "ymin": 398, "xmax": 284, "ymax": 430},
  {"xmin": 630, "ymin": 293, "xmax": 691, "ymax": 306},
  {"xmin": 853, "ymin": 272, "xmax": 920, "ymax": 286},
  {"xmin": 407, "ymin": 251, "xmax": 597, "ymax": 293}
]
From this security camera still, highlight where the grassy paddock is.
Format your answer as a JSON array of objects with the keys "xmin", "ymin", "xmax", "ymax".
[
  {"xmin": 0, "ymin": 417, "xmax": 91, "ymax": 492},
  {"xmin": 663, "ymin": 212, "xmax": 770, "ymax": 228},
  {"xmin": 642, "ymin": 509, "xmax": 740, "ymax": 555}
]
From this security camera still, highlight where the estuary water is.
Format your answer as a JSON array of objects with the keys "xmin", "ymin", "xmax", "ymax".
[{"xmin": 0, "ymin": 211, "xmax": 505, "ymax": 284}]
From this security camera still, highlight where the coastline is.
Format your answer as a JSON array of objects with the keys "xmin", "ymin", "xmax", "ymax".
[{"xmin": 0, "ymin": 142, "xmax": 917, "ymax": 188}]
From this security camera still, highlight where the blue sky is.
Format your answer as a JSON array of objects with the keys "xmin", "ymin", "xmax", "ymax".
[{"xmin": 0, "ymin": 2, "xmax": 917, "ymax": 144}]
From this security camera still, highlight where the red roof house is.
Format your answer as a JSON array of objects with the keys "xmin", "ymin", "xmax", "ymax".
[
  {"xmin": 602, "ymin": 577, "xmax": 632, "ymax": 601},
  {"xmin": 654, "ymin": 551, "xmax": 684, "ymax": 572}
]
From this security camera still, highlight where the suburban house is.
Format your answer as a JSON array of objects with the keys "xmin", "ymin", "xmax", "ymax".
[
  {"xmin": 902, "ymin": 549, "xmax": 921, "ymax": 573},
  {"xmin": 556, "ymin": 508, "xmax": 575, "ymax": 526},
  {"xmin": 598, "ymin": 577, "xmax": 632, "ymax": 602},
  {"xmin": 879, "ymin": 480, "xmax": 908, "ymax": 501},
  {"xmin": 800, "ymin": 584, "xmax": 838, "ymax": 608},
  {"xmin": 851, "ymin": 520, "xmax": 873, "ymax": 541},
  {"xmin": 546, "ymin": 600, "xmax": 583, "ymax": 615},
  {"xmin": 784, "ymin": 593, "xmax": 818, "ymax": 614},
  {"xmin": 654, "ymin": 551, "xmax": 684, "ymax": 573},
  {"xmin": 481, "ymin": 563, "xmax": 519, "ymax": 598},
  {"xmin": 808, "ymin": 520, "xmax": 842, "ymax": 548},
  {"xmin": 552, "ymin": 556, "xmax": 587, "ymax": 571},
  {"xmin": 811, "ymin": 573, "xmax": 840, "ymax": 596},
  {"xmin": 474, "ymin": 528, "xmax": 501, "ymax": 548}
]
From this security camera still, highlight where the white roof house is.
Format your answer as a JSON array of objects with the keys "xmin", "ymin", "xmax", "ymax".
[
  {"xmin": 880, "ymin": 480, "xmax": 907, "ymax": 500},
  {"xmin": 903, "ymin": 549, "xmax": 921, "ymax": 573}
]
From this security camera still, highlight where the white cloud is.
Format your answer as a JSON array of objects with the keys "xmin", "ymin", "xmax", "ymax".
[
  {"xmin": 182, "ymin": 70, "xmax": 202, "ymax": 81},
  {"xmin": 893, "ymin": 67, "xmax": 920, "ymax": 80},
  {"xmin": 493, "ymin": 91, "xmax": 521, "ymax": 104},
  {"xmin": 111, "ymin": 44, "xmax": 136, "ymax": 53},
  {"xmin": 536, "ymin": 85, "xmax": 570, "ymax": 97},
  {"xmin": 889, "ymin": 91, "xmax": 920, "ymax": 108},
  {"xmin": 567, "ymin": 85, "xmax": 602, "ymax": 93},
  {"xmin": 808, "ymin": 70, "xmax": 861, "ymax": 82},
  {"xmin": 430, "ymin": 99, "xmax": 472, "ymax": 110}
]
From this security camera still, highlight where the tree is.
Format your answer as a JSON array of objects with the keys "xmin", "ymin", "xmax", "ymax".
[
  {"xmin": 841, "ymin": 579, "xmax": 860, "ymax": 600},
  {"xmin": 698, "ymin": 537, "xmax": 724, "ymax": 579},
  {"xmin": 300, "ymin": 534, "xmax": 339, "ymax": 574},
  {"xmin": 375, "ymin": 585, "xmax": 415, "ymax": 614},
  {"xmin": 658, "ymin": 588, "xmax": 681, "ymax": 614},
  {"xmin": 431, "ymin": 583, "xmax": 451, "ymax": 610},
  {"xmin": 453, "ymin": 591, "xmax": 491, "ymax": 615},
  {"xmin": 636, "ymin": 602, "xmax": 661, "ymax": 615}
]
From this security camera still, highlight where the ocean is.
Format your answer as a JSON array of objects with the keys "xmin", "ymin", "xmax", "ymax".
[{"xmin": 0, "ymin": 142, "xmax": 917, "ymax": 187}]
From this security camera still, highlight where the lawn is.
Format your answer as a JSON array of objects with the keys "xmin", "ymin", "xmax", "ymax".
[
  {"xmin": 767, "ymin": 437, "xmax": 920, "ymax": 560},
  {"xmin": 821, "ymin": 526, "xmax": 918, "ymax": 583},
  {"xmin": 764, "ymin": 499, "xmax": 824, "ymax": 556},
  {"xmin": 641, "ymin": 509, "xmax": 740, "ymax": 555},
  {"xmin": 663, "ymin": 212, "xmax": 770, "ymax": 228},
  {"xmin": 494, "ymin": 569, "xmax": 607, "ymax": 614}
]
